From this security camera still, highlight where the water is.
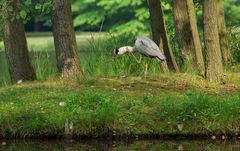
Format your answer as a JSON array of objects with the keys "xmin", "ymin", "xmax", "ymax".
[{"xmin": 1, "ymin": 140, "xmax": 240, "ymax": 151}]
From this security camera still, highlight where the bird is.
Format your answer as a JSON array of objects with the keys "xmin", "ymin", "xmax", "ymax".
[{"xmin": 115, "ymin": 36, "xmax": 166, "ymax": 79}]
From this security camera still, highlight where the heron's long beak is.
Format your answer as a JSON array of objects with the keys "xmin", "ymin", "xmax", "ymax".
[{"xmin": 114, "ymin": 48, "xmax": 119, "ymax": 55}]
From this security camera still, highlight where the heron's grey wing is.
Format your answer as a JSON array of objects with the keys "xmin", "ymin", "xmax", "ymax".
[{"xmin": 135, "ymin": 37, "xmax": 166, "ymax": 60}]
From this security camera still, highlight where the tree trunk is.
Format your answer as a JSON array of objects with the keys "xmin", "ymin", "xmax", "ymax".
[
  {"xmin": 203, "ymin": 0, "xmax": 223, "ymax": 82},
  {"xmin": 148, "ymin": 0, "xmax": 179, "ymax": 72},
  {"xmin": 2, "ymin": 0, "xmax": 36, "ymax": 83},
  {"xmin": 173, "ymin": 0, "xmax": 204, "ymax": 75},
  {"xmin": 218, "ymin": 0, "xmax": 232, "ymax": 67},
  {"xmin": 52, "ymin": 0, "xmax": 84, "ymax": 79}
]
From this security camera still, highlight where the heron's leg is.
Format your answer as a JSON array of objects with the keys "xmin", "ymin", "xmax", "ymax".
[
  {"xmin": 144, "ymin": 63, "xmax": 148, "ymax": 80},
  {"xmin": 138, "ymin": 55, "xmax": 142, "ymax": 64},
  {"xmin": 131, "ymin": 53, "xmax": 142, "ymax": 64},
  {"xmin": 130, "ymin": 53, "xmax": 146, "ymax": 78}
]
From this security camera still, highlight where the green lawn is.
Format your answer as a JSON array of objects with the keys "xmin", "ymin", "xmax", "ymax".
[
  {"xmin": 0, "ymin": 75, "xmax": 240, "ymax": 139},
  {"xmin": 0, "ymin": 32, "xmax": 106, "ymax": 51}
]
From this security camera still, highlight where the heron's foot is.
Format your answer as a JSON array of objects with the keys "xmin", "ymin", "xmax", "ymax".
[
  {"xmin": 131, "ymin": 53, "xmax": 142, "ymax": 64},
  {"xmin": 136, "ymin": 56, "xmax": 142, "ymax": 64}
]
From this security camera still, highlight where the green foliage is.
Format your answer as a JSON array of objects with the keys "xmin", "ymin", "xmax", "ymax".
[
  {"xmin": 1, "ymin": 0, "xmax": 239, "ymax": 35},
  {"xmin": 0, "ymin": 0, "xmax": 53, "ymax": 32},
  {"xmin": 229, "ymin": 27, "xmax": 240, "ymax": 63},
  {"xmin": 71, "ymin": 0, "xmax": 240, "ymax": 35},
  {"xmin": 1, "ymin": 0, "xmax": 239, "ymax": 38},
  {"xmin": 72, "ymin": 0, "xmax": 150, "ymax": 36},
  {"xmin": 0, "ymin": 83, "xmax": 240, "ymax": 138},
  {"xmin": 224, "ymin": 0, "xmax": 240, "ymax": 26}
]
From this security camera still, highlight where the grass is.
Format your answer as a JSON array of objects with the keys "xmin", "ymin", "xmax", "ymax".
[
  {"xmin": 0, "ymin": 76, "xmax": 240, "ymax": 139},
  {"xmin": 0, "ymin": 30, "xmax": 239, "ymax": 87},
  {"xmin": 0, "ymin": 32, "xmax": 106, "ymax": 51},
  {"xmin": 0, "ymin": 31, "xmax": 240, "ymax": 139},
  {"xmin": 0, "ymin": 32, "xmax": 164, "ymax": 87}
]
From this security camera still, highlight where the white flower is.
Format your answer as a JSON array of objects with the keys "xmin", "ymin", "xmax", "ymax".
[
  {"xmin": 59, "ymin": 102, "xmax": 65, "ymax": 107},
  {"xmin": 17, "ymin": 80, "xmax": 23, "ymax": 84},
  {"xmin": 211, "ymin": 136, "xmax": 216, "ymax": 140}
]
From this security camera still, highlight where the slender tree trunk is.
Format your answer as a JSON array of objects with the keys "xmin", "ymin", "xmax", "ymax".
[
  {"xmin": 2, "ymin": 0, "xmax": 36, "ymax": 83},
  {"xmin": 203, "ymin": 0, "xmax": 223, "ymax": 82},
  {"xmin": 148, "ymin": 0, "xmax": 179, "ymax": 72},
  {"xmin": 173, "ymin": 0, "xmax": 204, "ymax": 75},
  {"xmin": 52, "ymin": 0, "xmax": 84, "ymax": 79},
  {"xmin": 218, "ymin": 0, "xmax": 232, "ymax": 67}
]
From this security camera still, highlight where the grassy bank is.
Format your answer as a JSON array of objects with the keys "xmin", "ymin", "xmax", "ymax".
[{"xmin": 0, "ymin": 75, "xmax": 240, "ymax": 139}]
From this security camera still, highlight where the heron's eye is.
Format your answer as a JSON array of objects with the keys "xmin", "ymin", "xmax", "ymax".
[{"xmin": 115, "ymin": 48, "xmax": 119, "ymax": 55}]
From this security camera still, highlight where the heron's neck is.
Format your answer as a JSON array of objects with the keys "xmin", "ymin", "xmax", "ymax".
[{"xmin": 120, "ymin": 46, "xmax": 135, "ymax": 54}]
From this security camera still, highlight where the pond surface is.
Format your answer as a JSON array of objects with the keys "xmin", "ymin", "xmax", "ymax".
[{"xmin": 1, "ymin": 140, "xmax": 240, "ymax": 151}]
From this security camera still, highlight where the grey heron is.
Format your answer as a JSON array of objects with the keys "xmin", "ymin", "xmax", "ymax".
[{"xmin": 115, "ymin": 36, "xmax": 166, "ymax": 79}]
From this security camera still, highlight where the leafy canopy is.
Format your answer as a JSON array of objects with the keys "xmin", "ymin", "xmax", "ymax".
[
  {"xmin": 72, "ymin": 0, "xmax": 239, "ymax": 35},
  {"xmin": 72, "ymin": 0, "xmax": 151, "ymax": 36},
  {"xmin": 0, "ymin": 0, "xmax": 52, "ymax": 33},
  {"xmin": 0, "ymin": 0, "xmax": 239, "ymax": 35}
]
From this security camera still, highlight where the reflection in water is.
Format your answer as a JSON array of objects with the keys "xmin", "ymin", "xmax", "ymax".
[{"xmin": 0, "ymin": 140, "xmax": 240, "ymax": 151}]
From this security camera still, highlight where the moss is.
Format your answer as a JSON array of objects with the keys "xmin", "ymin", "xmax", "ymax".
[{"xmin": 0, "ymin": 76, "xmax": 240, "ymax": 139}]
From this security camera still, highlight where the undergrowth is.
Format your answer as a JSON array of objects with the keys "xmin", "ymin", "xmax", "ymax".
[{"xmin": 0, "ymin": 29, "xmax": 240, "ymax": 87}]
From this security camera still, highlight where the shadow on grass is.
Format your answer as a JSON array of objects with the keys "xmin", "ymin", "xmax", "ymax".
[{"xmin": 1, "ymin": 140, "xmax": 240, "ymax": 151}]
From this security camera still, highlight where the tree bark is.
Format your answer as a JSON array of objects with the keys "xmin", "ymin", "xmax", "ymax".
[
  {"xmin": 173, "ymin": 0, "xmax": 204, "ymax": 75},
  {"xmin": 2, "ymin": 0, "xmax": 36, "ymax": 83},
  {"xmin": 52, "ymin": 0, "xmax": 84, "ymax": 79},
  {"xmin": 203, "ymin": 0, "xmax": 223, "ymax": 82},
  {"xmin": 218, "ymin": 0, "xmax": 232, "ymax": 67},
  {"xmin": 148, "ymin": 0, "xmax": 179, "ymax": 72}
]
